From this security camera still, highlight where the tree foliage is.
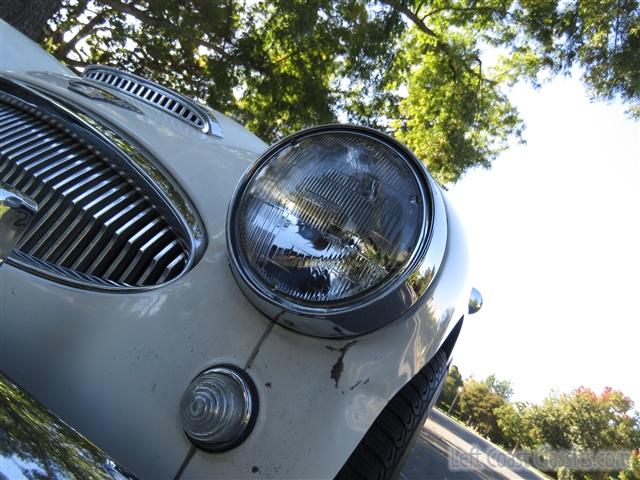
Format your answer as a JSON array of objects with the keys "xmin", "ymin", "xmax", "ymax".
[
  {"xmin": 485, "ymin": 373, "xmax": 514, "ymax": 401},
  {"xmin": 439, "ymin": 366, "xmax": 639, "ymax": 479},
  {"xmin": 458, "ymin": 378, "xmax": 508, "ymax": 444},
  {"xmin": 497, "ymin": 387, "xmax": 640, "ymax": 452},
  {"xmin": 494, "ymin": 401, "xmax": 535, "ymax": 450},
  {"xmin": 437, "ymin": 364, "xmax": 463, "ymax": 412},
  {"xmin": 496, "ymin": 387, "xmax": 640, "ymax": 479},
  {"xmin": 438, "ymin": 369, "xmax": 513, "ymax": 443},
  {"xmin": 39, "ymin": 0, "xmax": 640, "ymax": 183}
]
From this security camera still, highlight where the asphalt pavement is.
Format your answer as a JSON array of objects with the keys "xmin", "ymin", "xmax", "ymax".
[{"xmin": 400, "ymin": 409, "xmax": 548, "ymax": 480}]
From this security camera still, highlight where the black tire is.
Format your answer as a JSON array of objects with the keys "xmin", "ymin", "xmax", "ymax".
[{"xmin": 336, "ymin": 350, "xmax": 449, "ymax": 480}]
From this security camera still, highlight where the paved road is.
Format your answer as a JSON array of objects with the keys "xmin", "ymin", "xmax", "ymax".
[{"xmin": 400, "ymin": 409, "xmax": 547, "ymax": 480}]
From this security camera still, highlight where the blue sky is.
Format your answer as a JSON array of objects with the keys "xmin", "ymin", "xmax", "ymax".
[{"xmin": 448, "ymin": 72, "xmax": 640, "ymax": 406}]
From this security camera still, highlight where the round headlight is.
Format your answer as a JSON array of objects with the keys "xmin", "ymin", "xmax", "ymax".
[{"xmin": 227, "ymin": 125, "xmax": 446, "ymax": 337}]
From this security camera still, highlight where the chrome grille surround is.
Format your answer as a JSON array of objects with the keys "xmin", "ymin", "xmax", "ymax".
[
  {"xmin": 82, "ymin": 66, "xmax": 222, "ymax": 137},
  {"xmin": 0, "ymin": 75, "xmax": 206, "ymax": 290}
]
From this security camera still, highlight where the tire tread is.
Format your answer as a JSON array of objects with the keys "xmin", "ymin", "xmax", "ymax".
[{"xmin": 335, "ymin": 351, "xmax": 449, "ymax": 480}]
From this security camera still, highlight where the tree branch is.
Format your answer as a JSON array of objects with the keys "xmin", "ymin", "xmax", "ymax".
[
  {"xmin": 381, "ymin": 1, "xmax": 496, "ymax": 84},
  {"xmin": 55, "ymin": 12, "xmax": 106, "ymax": 59},
  {"xmin": 97, "ymin": 0, "xmax": 233, "ymax": 59},
  {"xmin": 98, "ymin": 0, "xmax": 164, "ymax": 27},
  {"xmin": 421, "ymin": 6, "xmax": 508, "ymax": 19},
  {"xmin": 60, "ymin": 56, "xmax": 87, "ymax": 72}
]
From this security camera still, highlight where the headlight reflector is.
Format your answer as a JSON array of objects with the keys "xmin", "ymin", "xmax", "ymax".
[
  {"xmin": 235, "ymin": 130, "xmax": 425, "ymax": 304},
  {"xmin": 227, "ymin": 125, "xmax": 446, "ymax": 337}
]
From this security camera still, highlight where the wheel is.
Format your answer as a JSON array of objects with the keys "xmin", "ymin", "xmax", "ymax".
[{"xmin": 336, "ymin": 350, "xmax": 449, "ymax": 480}]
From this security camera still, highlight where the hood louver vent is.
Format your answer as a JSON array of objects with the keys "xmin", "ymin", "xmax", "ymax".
[{"xmin": 82, "ymin": 66, "xmax": 221, "ymax": 136}]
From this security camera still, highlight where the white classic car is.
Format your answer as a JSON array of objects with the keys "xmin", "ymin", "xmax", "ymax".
[{"xmin": 0, "ymin": 19, "xmax": 481, "ymax": 479}]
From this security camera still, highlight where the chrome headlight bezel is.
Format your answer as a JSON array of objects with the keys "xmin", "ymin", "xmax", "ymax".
[{"xmin": 226, "ymin": 124, "xmax": 447, "ymax": 338}]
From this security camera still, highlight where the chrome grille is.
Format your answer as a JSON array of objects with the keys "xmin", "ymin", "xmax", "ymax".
[
  {"xmin": 82, "ymin": 66, "xmax": 210, "ymax": 132},
  {"xmin": 0, "ymin": 99, "xmax": 189, "ymax": 287}
]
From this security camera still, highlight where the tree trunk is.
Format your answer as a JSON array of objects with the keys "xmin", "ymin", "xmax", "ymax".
[{"xmin": 0, "ymin": 0, "xmax": 63, "ymax": 42}]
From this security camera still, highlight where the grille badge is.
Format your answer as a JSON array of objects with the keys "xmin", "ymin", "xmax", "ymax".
[{"xmin": 68, "ymin": 80, "xmax": 143, "ymax": 113}]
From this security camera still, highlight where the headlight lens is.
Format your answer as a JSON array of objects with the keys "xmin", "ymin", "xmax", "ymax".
[
  {"xmin": 227, "ymin": 126, "xmax": 445, "ymax": 337},
  {"xmin": 236, "ymin": 130, "xmax": 425, "ymax": 301}
]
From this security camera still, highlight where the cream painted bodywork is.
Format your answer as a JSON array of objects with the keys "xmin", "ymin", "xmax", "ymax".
[{"xmin": 0, "ymin": 20, "xmax": 471, "ymax": 479}]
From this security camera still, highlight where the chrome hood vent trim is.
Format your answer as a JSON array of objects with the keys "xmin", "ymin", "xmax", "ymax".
[
  {"xmin": 0, "ymin": 75, "xmax": 205, "ymax": 290},
  {"xmin": 82, "ymin": 66, "xmax": 222, "ymax": 137}
]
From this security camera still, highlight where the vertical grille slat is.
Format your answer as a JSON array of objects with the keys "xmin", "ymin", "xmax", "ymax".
[
  {"xmin": 42, "ymin": 176, "xmax": 123, "ymax": 262},
  {"xmin": 3, "ymin": 135, "xmax": 69, "ymax": 178},
  {"xmin": 0, "ymin": 114, "xmax": 30, "ymax": 132},
  {"xmin": 9, "ymin": 132, "xmax": 67, "ymax": 158},
  {"xmin": 0, "ymin": 125, "xmax": 55, "ymax": 151},
  {"xmin": 85, "ymin": 202, "xmax": 151, "ymax": 276},
  {"xmin": 19, "ymin": 197, "xmax": 66, "ymax": 251},
  {"xmin": 137, "ymin": 239, "xmax": 180, "ymax": 285},
  {"xmin": 157, "ymin": 252, "xmax": 187, "ymax": 284},
  {"xmin": 43, "ymin": 157, "xmax": 97, "ymax": 186},
  {"xmin": 0, "ymin": 98, "xmax": 190, "ymax": 287},
  {"xmin": 101, "ymin": 211, "xmax": 157, "ymax": 279},
  {"xmin": 71, "ymin": 197, "xmax": 145, "ymax": 271},
  {"xmin": 15, "ymin": 138, "xmax": 77, "ymax": 170},
  {"xmin": 0, "ymin": 112, "xmax": 31, "ymax": 130},
  {"xmin": 30, "ymin": 169, "xmax": 114, "ymax": 257},
  {"xmin": 30, "ymin": 202, "xmax": 79, "ymax": 256},
  {"xmin": 118, "ymin": 226, "xmax": 170, "ymax": 283}
]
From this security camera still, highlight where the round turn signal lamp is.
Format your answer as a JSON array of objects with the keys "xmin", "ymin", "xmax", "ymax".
[{"xmin": 180, "ymin": 366, "xmax": 257, "ymax": 451}]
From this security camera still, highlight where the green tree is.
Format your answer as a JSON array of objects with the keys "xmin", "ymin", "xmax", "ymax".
[
  {"xmin": 495, "ymin": 401, "xmax": 535, "ymax": 451},
  {"xmin": 485, "ymin": 373, "xmax": 514, "ymax": 401},
  {"xmin": 618, "ymin": 450, "xmax": 640, "ymax": 480},
  {"xmin": 437, "ymin": 364, "xmax": 464, "ymax": 412},
  {"xmin": 458, "ymin": 378, "xmax": 508, "ymax": 444},
  {"xmin": 26, "ymin": 0, "xmax": 640, "ymax": 182},
  {"xmin": 495, "ymin": 387, "xmax": 640, "ymax": 479},
  {"xmin": 532, "ymin": 387, "xmax": 639, "ymax": 452}
]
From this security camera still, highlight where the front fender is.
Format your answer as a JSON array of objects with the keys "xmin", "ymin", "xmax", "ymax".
[{"xmin": 182, "ymin": 197, "xmax": 471, "ymax": 479}]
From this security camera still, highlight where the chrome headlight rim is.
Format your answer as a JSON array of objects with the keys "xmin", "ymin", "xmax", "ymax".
[{"xmin": 226, "ymin": 124, "xmax": 447, "ymax": 338}]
